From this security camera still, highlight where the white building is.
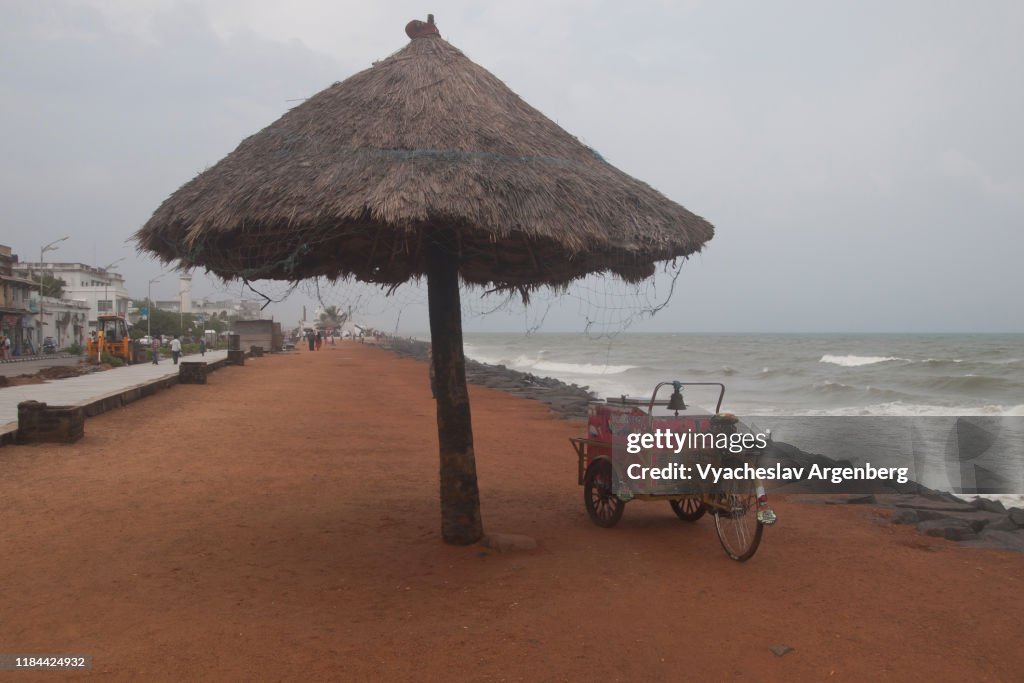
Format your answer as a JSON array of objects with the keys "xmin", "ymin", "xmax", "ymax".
[
  {"xmin": 14, "ymin": 261, "xmax": 130, "ymax": 332},
  {"xmin": 128, "ymin": 294, "xmax": 262, "ymax": 326},
  {"xmin": 189, "ymin": 297, "xmax": 263, "ymax": 321},
  {"xmin": 39, "ymin": 296, "xmax": 90, "ymax": 348}
]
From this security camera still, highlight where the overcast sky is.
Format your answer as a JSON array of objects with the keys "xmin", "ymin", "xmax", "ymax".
[{"xmin": 2, "ymin": 0, "xmax": 1021, "ymax": 334}]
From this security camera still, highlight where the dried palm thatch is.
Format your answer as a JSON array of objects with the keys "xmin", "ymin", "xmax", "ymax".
[
  {"xmin": 135, "ymin": 16, "xmax": 716, "ymax": 547},
  {"xmin": 134, "ymin": 18, "xmax": 713, "ymax": 289}
]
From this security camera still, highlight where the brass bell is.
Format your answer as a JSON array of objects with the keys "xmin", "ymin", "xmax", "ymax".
[{"xmin": 667, "ymin": 381, "xmax": 687, "ymax": 413}]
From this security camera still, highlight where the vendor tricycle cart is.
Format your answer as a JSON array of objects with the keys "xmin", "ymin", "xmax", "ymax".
[{"xmin": 570, "ymin": 381, "xmax": 777, "ymax": 562}]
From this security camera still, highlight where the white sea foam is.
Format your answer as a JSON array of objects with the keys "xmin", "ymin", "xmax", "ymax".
[
  {"xmin": 525, "ymin": 358, "xmax": 635, "ymax": 375},
  {"xmin": 465, "ymin": 348, "xmax": 636, "ymax": 376},
  {"xmin": 820, "ymin": 354, "xmax": 906, "ymax": 367},
  {"xmin": 953, "ymin": 493, "xmax": 1024, "ymax": 508},
  {"xmin": 794, "ymin": 401, "xmax": 1020, "ymax": 416}
]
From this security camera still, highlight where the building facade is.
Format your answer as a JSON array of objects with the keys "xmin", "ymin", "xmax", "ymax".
[
  {"xmin": 155, "ymin": 297, "xmax": 263, "ymax": 320},
  {"xmin": 129, "ymin": 298, "xmax": 262, "ymax": 323},
  {"xmin": 40, "ymin": 296, "xmax": 90, "ymax": 348},
  {"xmin": 13, "ymin": 261, "xmax": 129, "ymax": 333},
  {"xmin": 0, "ymin": 245, "xmax": 38, "ymax": 355}
]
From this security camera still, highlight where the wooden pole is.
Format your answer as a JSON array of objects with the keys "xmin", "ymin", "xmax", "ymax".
[{"xmin": 426, "ymin": 229, "xmax": 483, "ymax": 545}]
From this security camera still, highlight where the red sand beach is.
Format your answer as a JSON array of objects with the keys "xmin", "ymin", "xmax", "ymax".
[{"xmin": 1, "ymin": 343, "xmax": 1022, "ymax": 681}]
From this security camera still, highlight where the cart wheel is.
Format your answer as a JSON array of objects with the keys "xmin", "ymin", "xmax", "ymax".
[
  {"xmin": 712, "ymin": 469, "xmax": 763, "ymax": 561},
  {"xmin": 669, "ymin": 497, "xmax": 706, "ymax": 522},
  {"xmin": 583, "ymin": 459, "xmax": 624, "ymax": 528}
]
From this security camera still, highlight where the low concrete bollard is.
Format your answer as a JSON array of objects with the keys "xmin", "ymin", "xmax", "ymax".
[
  {"xmin": 179, "ymin": 361, "xmax": 208, "ymax": 384},
  {"xmin": 17, "ymin": 401, "xmax": 85, "ymax": 443},
  {"xmin": 227, "ymin": 349, "xmax": 245, "ymax": 366}
]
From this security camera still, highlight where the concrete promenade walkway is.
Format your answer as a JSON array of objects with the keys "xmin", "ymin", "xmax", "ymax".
[{"xmin": 0, "ymin": 349, "xmax": 229, "ymax": 436}]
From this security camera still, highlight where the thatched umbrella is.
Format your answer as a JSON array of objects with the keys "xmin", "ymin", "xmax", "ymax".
[{"xmin": 134, "ymin": 15, "xmax": 714, "ymax": 545}]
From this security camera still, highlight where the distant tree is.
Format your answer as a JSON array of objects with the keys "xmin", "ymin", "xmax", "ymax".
[
  {"xmin": 319, "ymin": 305, "xmax": 346, "ymax": 326},
  {"xmin": 131, "ymin": 306, "xmax": 202, "ymax": 338},
  {"xmin": 203, "ymin": 317, "xmax": 228, "ymax": 334},
  {"xmin": 319, "ymin": 306, "xmax": 335, "ymax": 323},
  {"xmin": 37, "ymin": 273, "xmax": 66, "ymax": 299}
]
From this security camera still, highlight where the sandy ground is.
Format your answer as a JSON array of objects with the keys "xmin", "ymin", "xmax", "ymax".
[{"xmin": 1, "ymin": 343, "xmax": 1021, "ymax": 681}]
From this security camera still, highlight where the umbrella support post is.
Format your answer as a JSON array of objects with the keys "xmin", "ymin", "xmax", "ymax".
[{"xmin": 427, "ymin": 230, "xmax": 484, "ymax": 545}]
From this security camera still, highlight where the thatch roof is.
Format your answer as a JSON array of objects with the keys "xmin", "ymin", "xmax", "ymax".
[{"xmin": 135, "ymin": 17, "xmax": 714, "ymax": 288}]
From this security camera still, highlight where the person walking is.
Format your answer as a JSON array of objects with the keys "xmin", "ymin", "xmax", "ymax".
[
  {"xmin": 306, "ymin": 330, "xmax": 315, "ymax": 351},
  {"xmin": 199, "ymin": 338, "xmax": 206, "ymax": 356},
  {"xmin": 315, "ymin": 331, "xmax": 323, "ymax": 351},
  {"xmin": 151, "ymin": 337, "xmax": 160, "ymax": 364},
  {"xmin": 170, "ymin": 336, "xmax": 182, "ymax": 365}
]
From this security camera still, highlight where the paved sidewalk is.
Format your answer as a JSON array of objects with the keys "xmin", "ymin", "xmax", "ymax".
[{"xmin": 0, "ymin": 350, "xmax": 229, "ymax": 435}]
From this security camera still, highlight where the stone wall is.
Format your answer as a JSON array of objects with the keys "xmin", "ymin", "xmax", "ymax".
[{"xmin": 17, "ymin": 401, "xmax": 85, "ymax": 443}]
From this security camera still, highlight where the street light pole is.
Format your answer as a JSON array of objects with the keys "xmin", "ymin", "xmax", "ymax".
[
  {"xmin": 38, "ymin": 236, "xmax": 69, "ymax": 352},
  {"xmin": 101, "ymin": 258, "xmax": 126, "ymax": 320},
  {"xmin": 147, "ymin": 274, "xmax": 163, "ymax": 339}
]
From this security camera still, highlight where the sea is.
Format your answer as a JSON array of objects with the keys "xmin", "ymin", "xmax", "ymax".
[
  {"xmin": 460, "ymin": 333, "xmax": 1024, "ymax": 417},
  {"xmin": 457, "ymin": 333, "xmax": 1024, "ymax": 504}
]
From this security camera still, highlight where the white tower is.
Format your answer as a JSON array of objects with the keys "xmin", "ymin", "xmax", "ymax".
[{"xmin": 178, "ymin": 273, "xmax": 192, "ymax": 313}]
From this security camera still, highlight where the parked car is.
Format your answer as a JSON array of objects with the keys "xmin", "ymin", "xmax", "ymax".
[
  {"xmin": 138, "ymin": 336, "xmax": 152, "ymax": 346},
  {"xmin": 42, "ymin": 337, "xmax": 58, "ymax": 354}
]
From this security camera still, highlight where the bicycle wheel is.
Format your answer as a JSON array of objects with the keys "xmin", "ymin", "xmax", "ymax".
[
  {"xmin": 583, "ymin": 459, "xmax": 624, "ymax": 528},
  {"xmin": 713, "ymin": 476, "xmax": 763, "ymax": 562},
  {"xmin": 669, "ymin": 497, "xmax": 706, "ymax": 522}
]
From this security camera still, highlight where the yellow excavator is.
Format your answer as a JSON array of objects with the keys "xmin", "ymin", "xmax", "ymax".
[{"xmin": 86, "ymin": 314, "xmax": 134, "ymax": 364}]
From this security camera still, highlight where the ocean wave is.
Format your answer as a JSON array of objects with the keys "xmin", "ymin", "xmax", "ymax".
[
  {"xmin": 820, "ymin": 354, "xmax": 907, "ymax": 367},
  {"xmin": 507, "ymin": 355, "xmax": 636, "ymax": 375},
  {"xmin": 803, "ymin": 382, "xmax": 914, "ymax": 401},
  {"xmin": 532, "ymin": 360, "xmax": 636, "ymax": 375},
  {"xmin": 810, "ymin": 380, "xmax": 856, "ymax": 393},
  {"xmin": 920, "ymin": 358, "xmax": 965, "ymax": 367},
  {"xmin": 797, "ymin": 401, "xmax": 1021, "ymax": 416},
  {"xmin": 917, "ymin": 375, "xmax": 1022, "ymax": 394},
  {"xmin": 675, "ymin": 366, "xmax": 719, "ymax": 376},
  {"xmin": 953, "ymin": 493, "xmax": 1024, "ymax": 508},
  {"xmin": 759, "ymin": 366, "xmax": 804, "ymax": 378}
]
